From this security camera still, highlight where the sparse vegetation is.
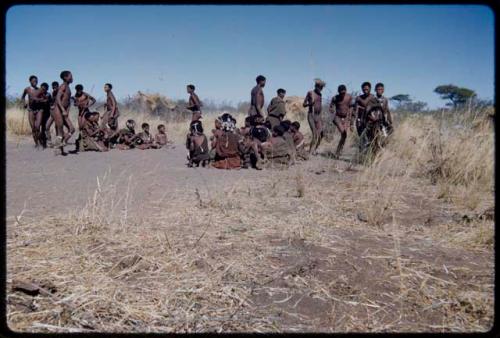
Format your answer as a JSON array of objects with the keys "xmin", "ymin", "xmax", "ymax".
[{"xmin": 6, "ymin": 99, "xmax": 494, "ymax": 333}]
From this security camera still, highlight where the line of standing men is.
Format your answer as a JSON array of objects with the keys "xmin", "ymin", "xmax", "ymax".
[
  {"xmin": 247, "ymin": 75, "xmax": 393, "ymax": 158},
  {"xmin": 21, "ymin": 71, "xmax": 120, "ymax": 155}
]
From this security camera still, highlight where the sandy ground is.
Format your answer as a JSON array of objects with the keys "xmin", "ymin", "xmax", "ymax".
[
  {"xmin": 6, "ymin": 138, "xmax": 494, "ymax": 333},
  {"xmin": 6, "ymin": 139, "xmax": 264, "ymax": 222}
]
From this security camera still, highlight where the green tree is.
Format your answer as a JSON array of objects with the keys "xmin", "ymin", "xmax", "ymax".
[
  {"xmin": 390, "ymin": 94, "xmax": 411, "ymax": 104},
  {"xmin": 434, "ymin": 84, "xmax": 476, "ymax": 107}
]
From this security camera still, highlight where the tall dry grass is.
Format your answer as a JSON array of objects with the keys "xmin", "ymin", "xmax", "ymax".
[
  {"xmin": 6, "ymin": 99, "xmax": 311, "ymax": 144},
  {"xmin": 355, "ymin": 106, "xmax": 494, "ymax": 228}
]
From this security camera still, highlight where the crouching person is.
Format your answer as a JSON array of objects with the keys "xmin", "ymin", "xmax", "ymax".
[
  {"xmin": 290, "ymin": 121, "xmax": 309, "ymax": 160},
  {"xmin": 261, "ymin": 125, "xmax": 292, "ymax": 168},
  {"xmin": 136, "ymin": 123, "xmax": 160, "ymax": 149},
  {"xmin": 80, "ymin": 112, "xmax": 108, "ymax": 152},
  {"xmin": 186, "ymin": 121, "xmax": 210, "ymax": 167},
  {"xmin": 212, "ymin": 115, "xmax": 241, "ymax": 170},
  {"xmin": 108, "ymin": 119, "xmax": 138, "ymax": 150}
]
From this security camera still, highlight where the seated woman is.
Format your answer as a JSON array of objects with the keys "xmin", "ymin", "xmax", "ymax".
[
  {"xmin": 212, "ymin": 114, "xmax": 241, "ymax": 170},
  {"xmin": 80, "ymin": 112, "xmax": 108, "ymax": 152},
  {"xmin": 260, "ymin": 125, "xmax": 292, "ymax": 167},
  {"xmin": 186, "ymin": 121, "xmax": 210, "ymax": 167}
]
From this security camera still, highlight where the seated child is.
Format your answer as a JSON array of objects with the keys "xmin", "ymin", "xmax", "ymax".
[
  {"xmin": 108, "ymin": 119, "xmax": 138, "ymax": 150},
  {"xmin": 290, "ymin": 121, "xmax": 309, "ymax": 160},
  {"xmin": 155, "ymin": 124, "xmax": 168, "ymax": 147},
  {"xmin": 136, "ymin": 123, "xmax": 159, "ymax": 149}
]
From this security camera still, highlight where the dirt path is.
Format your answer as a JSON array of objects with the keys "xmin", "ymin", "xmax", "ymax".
[{"xmin": 6, "ymin": 139, "xmax": 493, "ymax": 333}]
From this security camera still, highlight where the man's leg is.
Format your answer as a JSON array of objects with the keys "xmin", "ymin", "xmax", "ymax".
[
  {"xmin": 100, "ymin": 111, "xmax": 110, "ymax": 129},
  {"xmin": 52, "ymin": 108, "xmax": 65, "ymax": 149},
  {"xmin": 334, "ymin": 117, "xmax": 347, "ymax": 157},
  {"xmin": 307, "ymin": 113, "xmax": 317, "ymax": 154},
  {"xmin": 45, "ymin": 115, "xmax": 54, "ymax": 145},
  {"xmin": 62, "ymin": 116, "xmax": 75, "ymax": 144},
  {"xmin": 314, "ymin": 116, "xmax": 323, "ymax": 152},
  {"xmin": 34, "ymin": 110, "xmax": 44, "ymax": 148},
  {"xmin": 28, "ymin": 110, "xmax": 39, "ymax": 146}
]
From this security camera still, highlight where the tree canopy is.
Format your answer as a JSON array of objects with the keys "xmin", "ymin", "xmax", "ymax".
[{"xmin": 434, "ymin": 84, "xmax": 476, "ymax": 107}]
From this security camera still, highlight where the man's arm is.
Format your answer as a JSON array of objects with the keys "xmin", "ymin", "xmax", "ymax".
[
  {"xmin": 384, "ymin": 99, "xmax": 393, "ymax": 124},
  {"xmin": 87, "ymin": 94, "xmax": 96, "ymax": 108},
  {"xmin": 21, "ymin": 88, "xmax": 28, "ymax": 108},
  {"xmin": 110, "ymin": 93, "xmax": 117, "ymax": 116},
  {"xmin": 256, "ymin": 89, "xmax": 264, "ymax": 116},
  {"xmin": 303, "ymin": 91, "xmax": 312, "ymax": 108}
]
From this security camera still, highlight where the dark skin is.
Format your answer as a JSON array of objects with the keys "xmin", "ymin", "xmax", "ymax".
[
  {"xmin": 74, "ymin": 89, "xmax": 96, "ymax": 129},
  {"xmin": 329, "ymin": 87, "xmax": 354, "ymax": 157},
  {"xmin": 250, "ymin": 80, "xmax": 266, "ymax": 116},
  {"xmin": 45, "ymin": 83, "xmax": 59, "ymax": 143},
  {"xmin": 155, "ymin": 126, "xmax": 168, "ymax": 146},
  {"xmin": 355, "ymin": 85, "xmax": 374, "ymax": 126},
  {"xmin": 303, "ymin": 84, "xmax": 324, "ymax": 154},
  {"xmin": 187, "ymin": 87, "xmax": 202, "ymax": 122},
  {"xmin": 375, "ymin": 86, "xmax": 392, "ymax": 125},
  {"xmin": 55, "ymin": 72, "xmax": 75, "ymax": 146},
  {"xmin": 21, "ymin": 77, "xmax": 39, "ymax": 110},
  {"xmin": 28, "ymin": 85, "xmax": 50, "ymax": 147},
  {"xmin": 82, "ymin": 113, "xmax": 108, "ymax": 152},
  {"xmin": 102, "ymin": 85, "xmax": 119, "ymax": 130}
]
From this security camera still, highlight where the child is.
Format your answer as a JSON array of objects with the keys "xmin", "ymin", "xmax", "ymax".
[
  {"xmin": 155, "ymin": 124, "xmax": 168, "ymax": 147},
  {"xmin": 136, "ymin": 123, "xmax": 159, "ymax": 149},
  {"xmin": 290, "ymin": 121, "xmax": 308, "ymax": 160},
  {"xmin": 108, "ymin": 119, "xmax": 138, "ymax": 150},
  {"xmin": 186, "ymin": 121, "xmax": 210, "ymax": 167}
]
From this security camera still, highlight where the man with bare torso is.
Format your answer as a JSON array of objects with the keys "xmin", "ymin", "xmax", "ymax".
[
  {"xmin": 73, "ymin": 84, "xmax": 96, "ymax": 152},
  {"xmin": 374, "ymin": 83, "xmax": 393, "ymax": 133},
  {"xmin": 102, "ymin": 83, "xmax": 119, "ymax": 131},
  {"xmin": 354, "ymin": 82, "xmax": 378, "ymax": 137},
  {"xmin": 329, "ymin": 84, "xmax": 354, "ymax": 158},
  {"xmin": 303, "ymin": 78, "xmax": 325, "ymax": 155},
  {"xmin": 45, "ymin": 81, "xmax": 59, "ymax": 146},
  {"xmin": 21, "ymin": 75, "xmax": 43, "ymax": 147},
  {"xmin": 248, "ymin": 75, "xmax": 266, "ymax": 117},
  {"xmin": 267, "ymin": 88, "xmax": 287, "ymax": 129},
  {"xmin": 186, "ymin": 84, "xmax": 202, "ymax": 122},
  {"xmin": 54, "ymin": 71, "xmax": 75, "ymax": 154}
]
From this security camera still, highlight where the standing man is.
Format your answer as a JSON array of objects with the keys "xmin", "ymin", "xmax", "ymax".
[
  {"xmin": 329, "ymin": 84, "xmax": 354, "ymax": 158},
  {"xmin": 266, "ymin": 88, "xmax": 287, "ymax": 129},
  {"xmin": 374, "ymin": 83, "xmax": 393, "ymax": 133},
  {"xmin": 354, "ymin": 82, "xmax": 377, "ymax": 136},
  {"xmin": 45, "ymin": 81, "xmax": 59, "ymax": 146},
  {"xmin": 54, "ymin": 70, "xmax": 75, "ymax": 154},
  {"xmin": 186, "ymin": 84, "xmax": 203, "ymax": 122},
  {"xmin": 73, "ymin": 84, "xmax": 96, "ymax": 152},
  {"xmin": 74, "ymin": 84, "xmax": 96, "ymax": 128},
  {"xmin": 248, "ymin": 75, "xmax": 266, "ymax": 117},
  {"xmin": 303, "ymin": 78, "xmax": 325, "ymax": 155},
  {"xmin": 102, "ymin": 83, "xmax": 119, "ymax": 131},
  {"xmin": 21, "ymin": 75, "xmax": 42, "ymax": 147}
]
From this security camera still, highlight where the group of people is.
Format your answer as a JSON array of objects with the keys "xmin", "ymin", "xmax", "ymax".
[
  {"xmin": 20, "ymin": 71, "xmax": 169, "ymax": 154},
  {"xmin": 20, "ymin": 71, "xmax": 393, "ymax": 167},
  {"xmin": 185, "ymin": 75, "xmax": 394, "ymax": 170}
]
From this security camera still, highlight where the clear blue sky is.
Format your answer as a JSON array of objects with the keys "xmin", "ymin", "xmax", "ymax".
[{"xmin": 6, "ymin": 5, "xmax": 494, "ymax": 108}]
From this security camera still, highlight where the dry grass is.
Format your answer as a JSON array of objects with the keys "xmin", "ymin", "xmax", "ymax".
[{"xmin": 6, "ymin": 106, "xmax": 494, "ymax": 333}]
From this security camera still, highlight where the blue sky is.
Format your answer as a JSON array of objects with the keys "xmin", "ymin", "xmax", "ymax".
[{"xmin": 6, "ymin": 5, "xmax": 494, "ymax": 108}]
